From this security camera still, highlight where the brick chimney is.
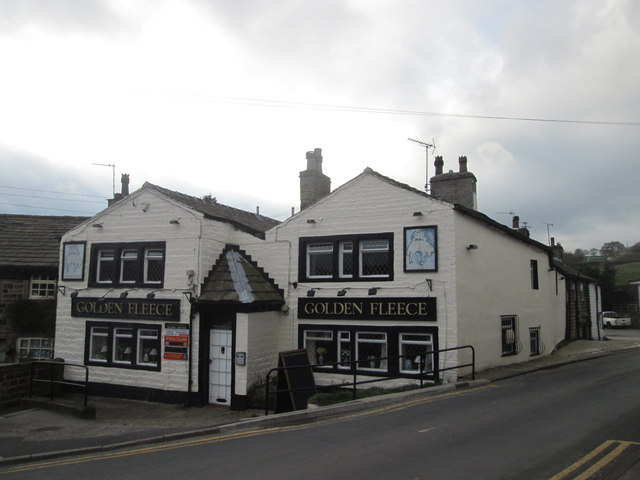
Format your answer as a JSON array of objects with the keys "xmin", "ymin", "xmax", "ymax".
[
  {"xmin": 300, "ymin": 148, "xmax": 331, "ymax": 210},
  {"xmin": 429, "ymin": 156, "xmax": 477, "ymax": 210},
  {"xmin": 108, "ymin": 173, "xmax": 131, "ymax": 207}
]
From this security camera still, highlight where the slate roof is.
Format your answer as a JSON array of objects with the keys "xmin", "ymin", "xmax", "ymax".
[
  {"xmin": 143, "ymin": 182, "xmax": 280, "ymax": 239},
  {"xmin": 0, "ymin": 214, "xmax": 88, "ymax": 269},
  {"xmin": 199, "ymin": 245, "xmax": 284, "ymax": 308}
]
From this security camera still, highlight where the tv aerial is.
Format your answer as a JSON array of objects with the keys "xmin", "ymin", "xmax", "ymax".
[
  {"xmin": 92, "ymin": 163, "xmax": 116, "ymax": 196},
  {"xmin": 408, "ymin": 138, "xmax": 437, "ymax": 191}
]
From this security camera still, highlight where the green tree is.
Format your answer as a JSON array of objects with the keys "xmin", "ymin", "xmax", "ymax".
[{"xmin": 600, "ymin": 241, "xmax": 626, "ymax": 258}]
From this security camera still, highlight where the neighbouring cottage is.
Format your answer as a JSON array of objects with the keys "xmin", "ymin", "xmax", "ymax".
[
  {"xmin": 54, "ymin": 149, "xmax": 600, "ymax": 409},
  {"xmin": 0, "ymin": 214, "xmax": 87, "ymax": 363}
]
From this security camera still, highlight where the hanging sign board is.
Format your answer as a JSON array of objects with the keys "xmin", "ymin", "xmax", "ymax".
[{"xmin": 164, "ymin": 322, "xmax": 189, "ymax": 360}]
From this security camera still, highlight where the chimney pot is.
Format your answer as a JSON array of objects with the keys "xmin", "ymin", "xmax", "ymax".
[
  {"xmin": 121, "ymin": 174, "xmax": 130, "ymax": 196},
  {"xmin": 434, "ymin": 156, "xmax": 444, "ymax": 176},
  {"xmin": 512, "ymin": 216, "xmax": 520, "ymax": 229}
]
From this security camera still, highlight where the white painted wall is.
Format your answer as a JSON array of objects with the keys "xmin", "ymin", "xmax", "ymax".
[{"xmin": 453, "ymin": 213, "xmax": 566, "ymax": 371}]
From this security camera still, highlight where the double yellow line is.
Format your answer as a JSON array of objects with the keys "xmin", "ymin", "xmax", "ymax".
[{"xmin": 550, "ymin": 439, "xmax": 640, "ymax": 480}]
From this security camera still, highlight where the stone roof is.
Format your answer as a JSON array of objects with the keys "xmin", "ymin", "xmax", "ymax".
[
  {"xmin": 143, "ymin": 182, "xmax": 280, "ymax": 239},
  {"xmin": 198, "ymin": 245, "xmax": 284, "ymax": 308},
  {"xmin": 0, "ymin": 214, "xmax": 88, "ymax": 269}
]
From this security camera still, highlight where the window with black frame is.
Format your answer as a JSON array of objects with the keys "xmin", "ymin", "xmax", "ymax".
[
  {"xmin": 87, "ymin": 322, "xmax": 161, "ymax": 370},
  {"xmin": 301, "ymin": 234, "xmax": 393, "ymax": 282},
  {"xmin": 89, "ymin": 242, "xmax": 165, "ymax": 288}
]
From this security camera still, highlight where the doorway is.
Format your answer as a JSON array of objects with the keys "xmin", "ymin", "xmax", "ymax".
[{"xmin": 209, "ymin": 329, "xmax": 233, "ymax": 405}]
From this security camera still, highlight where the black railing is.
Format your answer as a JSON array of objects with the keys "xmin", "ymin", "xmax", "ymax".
[
  {"xmin": 29, "ymin": 360, "xmax": 90, "ymax": 408},
  {"xmin": 265, "ymin": 345, "xmax": 475, "ymax": 415}
]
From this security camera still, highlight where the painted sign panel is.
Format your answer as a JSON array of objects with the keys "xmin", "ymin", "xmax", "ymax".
[
  {"xmin": 164, "ymin": 322, "xmax": 189, "ymax": 360},
  {"xmin": 72, "ymin": 298, "xmax": 181, "ymax": 321},
  {"xmin": 298, "ymin": 297, "xmax": 436, "ymax": 321}
]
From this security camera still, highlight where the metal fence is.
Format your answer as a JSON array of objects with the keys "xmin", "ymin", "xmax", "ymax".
[
  {"xmin": 265, "ymin": 344, "xmax": 475, "ymax": 415},
  {"xmin": 29, "ymin": 360, "xmax": 90, "ymax": 407}
]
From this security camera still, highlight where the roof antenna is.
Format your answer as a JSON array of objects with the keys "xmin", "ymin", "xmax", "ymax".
[
  {"xmin": 408, "ymin": 138, "xmax": 437, "ymax": 191},
  {"xmin": 92, "ymin": 163, "xmax": 116, "ymax": 196}
]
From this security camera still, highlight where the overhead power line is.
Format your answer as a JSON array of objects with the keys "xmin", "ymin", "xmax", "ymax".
[
  {"xmin": 137, "ymin": 89, "xmax": 640, "ymax": 127},
  {"xmin": 0, "ymin": 202, "xmax": 97, "ymax": 215},
  {"xmin": 0, "ymin": 192, "xmax": 105, "ymax": 204},
  {"xmin": 0, "ymin": 185, "xmax": 105, "ymax": 198}
]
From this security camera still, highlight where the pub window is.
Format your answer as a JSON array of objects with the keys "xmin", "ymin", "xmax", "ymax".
[
  {"xmin": 300, "ymin": 233, "xmax": 393, "ymax": 282},
  {"xmin": 356, "ymin": 332, "xmax": 387, "ymax": 371},
  {"xmin": 501, "ymin": 316, "xmax": 519, "ymax": 356},
  {"xmin": 97, "ymin": 249, "xmax": 116, "ymax": 284},
  {"xmin": 86, "ymin": 322, "xmax": 161, "ymax": 370},
  {"xmin": 89, "ymin": 326, "xmax": 109, "ymax": 362},
  {"xmin": 120, "ymin": 249, "xmax": 138, "ymax": 284},
  {"xmin": 530, "ymin": 327, "xmax": 541, "ymax": 356},
  {"xmin": 360, "ymin": 239, "xmax": 390, "ymax": 278},
  {"xmin": 338, "ymin": 331, "xmax": 352, "ymax": 369},
  {"xmin": 30, "ymin": 274, "xmax": 56, "ymax": 299},
  {"xmin": 399, "ymin": 333, "xmax": 433, "ymax": 374},
  {"xmin": 304, "ymin": 330, "xmax": 334, "ymax": 366},
  {"xmin": 89, "ymin": 242, "xmax": 165, "ymax": 288}
]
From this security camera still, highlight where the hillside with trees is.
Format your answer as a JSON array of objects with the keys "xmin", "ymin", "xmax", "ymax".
[{"xmin": 563, "ymin": 241, "xmax": 640, "ymax": 312}]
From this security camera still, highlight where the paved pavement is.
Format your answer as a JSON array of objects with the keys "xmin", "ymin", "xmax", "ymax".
[{"xmin": 1, "ymin": 330, "xmax": 639, "ymax": 467}]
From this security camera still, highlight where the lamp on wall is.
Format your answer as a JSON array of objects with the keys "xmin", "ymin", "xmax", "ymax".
[
  {"xmin": 413, "ymin": 211, "xmax": 423, "ymax": 216},
  {"xmin": 467, "ymin": 244, "xmax": 478, "ymax": 250},
  {"xmin": 306, "ymin": 289, "xmax": 316, "ymax": 297},
  {"xmin": 337, "ymin": 289, "xmax": 347, "ymax": 297},
  {"xmin": 368, "ymin": 288, "xmax": 378, "ymax": 296},
  {"xmin": 92, "ymin": 222, "xmax": 103, "ymax": 228},
  {"xmin": 306, "ymin": 219, "xmax": 317, "ymax": 224},
  {"xmin": 169, "ymin": 218, "xmax": 180, "ymax": 225}
]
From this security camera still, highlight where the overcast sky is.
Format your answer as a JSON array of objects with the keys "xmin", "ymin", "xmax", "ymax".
[{"xmin": 1, "ymin": 0, "xmax": 638, "ymax": 252}]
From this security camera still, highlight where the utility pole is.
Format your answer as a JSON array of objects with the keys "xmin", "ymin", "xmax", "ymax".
[{"xmin": 408, "ymin": 138, "xmax": 436, "ymax": 191}]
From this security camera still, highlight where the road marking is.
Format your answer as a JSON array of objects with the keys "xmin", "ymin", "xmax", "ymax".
[
  {"xmin": 549, "ymin": 440, "xmax": 640, "ymax": 480},
  {"xmin": 418, "ymin": 427, "xmax": 436, "ymax": 433}
]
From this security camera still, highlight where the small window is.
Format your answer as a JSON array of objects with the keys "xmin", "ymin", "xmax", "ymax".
[
  {"xmin": 138, "ymin": 329, "xmax": 160, "ymax": 367},
  {"xmin": 339, "ymin": 242, "xmax": 353, "ymax": 278},
  {"xmin": 360, "ymin": 239, "xmax": 390, "ymax": 278},
  {"xmin": 97, "ymin": 249, "xmax": 116, "ymax": 284},
  {"xmin": 120, "ymin": 250, "xmax": 139, "ymax": 283},
  {"xmin": 144, "ymin": 249, "xmax": 164, "ymax": 284},
  {"xmin": 399, "ymin": 333, "xmax": 434, "ymax": 373},
  {"xmin": 338, "ymin": 331, "xmax": 351, "ymax": 369},
  {"xmin": 501, "ymin": 316, "xmax": 518, "ymax": 356},
  {"xmin": 89, "ymin": 326, "xmax": 109, "ymax": 362},
  {"xmin": 356, "ymin": 332, "xmax": 388, "ymax": 371},
  {"xmin": 307, "ymin": 243, "xmax": 334, "ymax": 279},
  {"xmin": 304, "ymin": 330, "xmax": 334, "ymax": 366},
  {"xmin": 530, "ymin": 260, "xmax": 539, "ymax": 290},
  {"xmin": 30, "ymin": 274, "xmax": 56, "ymax": 299},
  {"xmin": 113, "ymin": 328, "xmax": 133, "ymax": 364},
  {"xmin": 530, "ymin": 327, "xmax": 541, "ymax": 356},
  {"xmin": 17, "ymin": 337, "xmax": 54, "ymax": 360}
]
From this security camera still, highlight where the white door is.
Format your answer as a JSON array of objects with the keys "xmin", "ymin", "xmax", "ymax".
[{"xmin": 209, "ymin": 329, "xmax": 233, "ymax": 405}]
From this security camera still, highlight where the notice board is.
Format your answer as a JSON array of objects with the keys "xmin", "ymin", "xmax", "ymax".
[{"xmin": 274, "ymin": 349, "xmax": 316, "ymax": 414}]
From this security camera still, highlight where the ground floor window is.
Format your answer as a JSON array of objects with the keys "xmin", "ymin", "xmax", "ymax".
[
  {"xmin": 303, "ymin": 330, "xmax": 333, "ymax": 366},
  {"xmin": 86, "ymin": 322, "xmax": 161, "ymax": 371},
  {"xmin": 399, "ymin": 333, "xmax": 434, "ymax": 373},
  {"xmin": 299, "ymin": 324, "xmax": 437, "ymax": 377},
  {"xmin": 18, "ymin": 337, "xmax": 54, "ymax": 360},
  {"xmin": 501, "ymin": 316, "xmax": 519, "ymax": 356},
  {"xmin": 529, "ymin": 327, "xmax": 541, "ymax": 356}
]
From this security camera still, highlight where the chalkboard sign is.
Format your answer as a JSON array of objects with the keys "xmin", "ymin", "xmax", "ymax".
[{"xmin": 274, "ymin": 349, "xmax": 316, "ymax": 414}]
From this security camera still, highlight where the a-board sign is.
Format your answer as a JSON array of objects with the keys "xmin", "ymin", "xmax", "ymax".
[{"xmin": 274, "ymin": 349, "xmax": 316, "ymax": 414}]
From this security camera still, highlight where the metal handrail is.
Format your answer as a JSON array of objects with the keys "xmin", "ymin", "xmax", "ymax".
[
  {"xmin": 264, "ymin": 344, "xmax": 475, "ymax": 415},
  {"xmin": 29, "ymin": 360, "xmax": 90, "ymax": 407}
]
